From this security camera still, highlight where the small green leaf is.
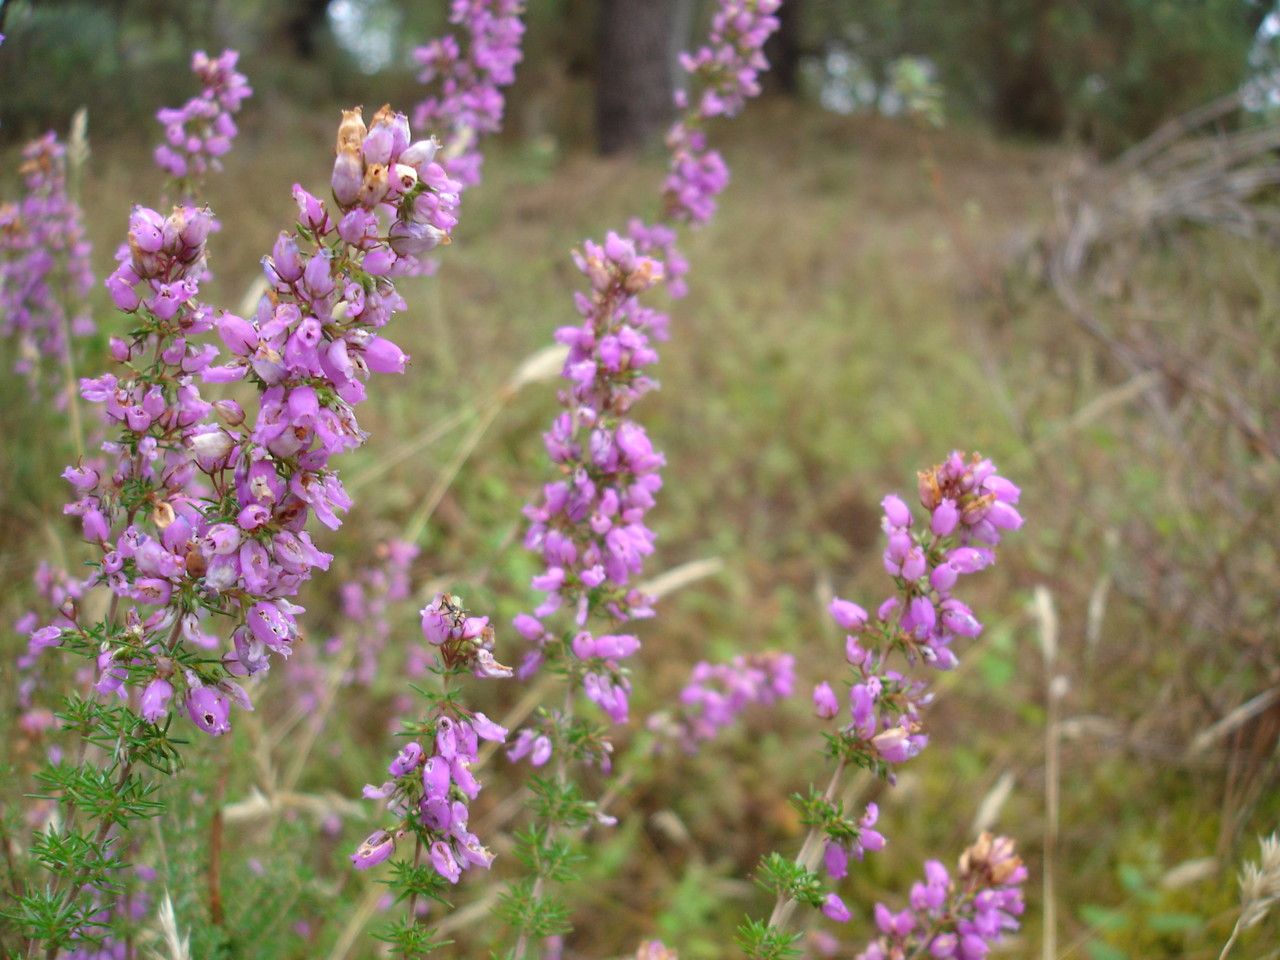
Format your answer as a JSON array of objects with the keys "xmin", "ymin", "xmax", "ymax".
[
  {"xmin": 1080, "ymin": 904, "xmax": 1129, "ymax": 932},
  {"xmin": 1086, "ymin": 942, "xmax": 1129, "ymax": 960},
  {"xmin": 1147, "ymin": 912, "xmax": 1203, "ymax": 934}
]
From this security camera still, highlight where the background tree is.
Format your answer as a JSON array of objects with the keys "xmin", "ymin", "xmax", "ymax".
[
  {"xmin": 764, "ymin": 0, "xmax": 804, "ymax": 93},
  {"xmin": 278, "ymin": 0, "xmax": 333, "ymax": 60},
  {"xmin": 595, "ymin": 0, "xmax": 676, "ymax": 153}
]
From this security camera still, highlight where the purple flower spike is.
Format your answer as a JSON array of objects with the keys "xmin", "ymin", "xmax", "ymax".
[
  {"xmin": 1, "ymin": 134, "xmax": 94, "ymax": 396},
  {"xmin": 153, "ymin": 50, "xmax": 252, "ymax": 188}
]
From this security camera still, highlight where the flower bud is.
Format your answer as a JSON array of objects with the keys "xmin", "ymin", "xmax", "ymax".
[
  {"xmin": 335, "ymin": 107, "xmax": 366, "ymax": 155},
  {"xmin": 812, "ymin": 681, "xmax": 839, "ymax": 719},
  {"xmin": 140, "ymin": 677, "xmax": 173, "ymax": 723},
  {"xmin": 212, "ymin": 398, "xmax": 245, "ymax": 426},
  {"xmin": 189, "ymin": 428, "xmax": 233, "ymax": 470},
  {"xmin": 270, "ymin": 232, "xmax": 304, "ymax": 282},
  {"xmin": 331, "ymin": 150, "xmax": 363, "ymax": 207},
  {"xmin": 361, "ymin": 126, "xmax": 393, "ymax": 167},
  {"xmin": 363, "ymin": 336, "xmax": 407, "ymax": 374},
  {"xmin": 399, "ymin": 137, "xmax": 439, "ymax": 171},
  {"xmin": 358, "ymin": 163, "xmax": 389, "ymax": 208},
  {"xmin": 388, "ymin": 219, "xmax": 446, "ymax": 256}
]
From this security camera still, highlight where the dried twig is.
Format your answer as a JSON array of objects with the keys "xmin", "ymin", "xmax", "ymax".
[{"xmin": 1191, "ymin": 688, "xmax": 1280, "ymax": 758}]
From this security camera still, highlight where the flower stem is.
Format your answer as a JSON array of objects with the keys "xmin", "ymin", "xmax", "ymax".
[
  {"xmin": 1219, "ymin": 922, "xmax": 1242, "ymax": 960},
  {"xmin": 511, "ymin": 683, "xmax": 575, "ymax": 960},
  {"xmin": 766, "ymin": 757, "xmax": 846, "ymax": 932}
]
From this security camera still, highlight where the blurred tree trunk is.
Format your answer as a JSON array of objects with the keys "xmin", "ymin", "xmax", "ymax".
[
  {"xmin": 764, "ymin": 0, "xmax": 803, "ymax": 94},
  {"xmin": 987, "ymin": 0, "xmax": 1065, "ymax": 137},
  {"xmin": 668, "ymin": 0, "xmax": 695, "ymax": 84},
  {"xmin": 596, "ymin": 0, "xmax": 676, "ymax": 154},
  {"xmin": 282, "ymin": 0, "xmax": 333, "ymax": 60}
]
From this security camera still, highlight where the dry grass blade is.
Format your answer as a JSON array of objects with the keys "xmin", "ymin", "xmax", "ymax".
[
  {"xmin": 972, "ymin": 770, "xmax": 1016, "ymax": 837},
  {"xmin": 236, "ymin": 274, "xmax": 269, "ymax": 318},
  {"xmin": 1085, "ymin": 530, "xmax": 1118, "ymax": 660},
  {"xmin": 347, "ymin": 405, "xmax": 474, "ymax": 493},
  {"xmin": 1190, "ymin": 687, "xmax": 1280, "ymax": 757},
  {"xmin": 222, "ymin": 786, "xmax": 366, "ymax": 825},
  {"xmin": 1030, "ymin": 373, "xmax": 1160, "ymax": 455},
  {"xmin": 401, "ymin": 345, "xmax": 569, "ymax": 544},
  {"xmin": 153, "ymin": 891, "xmax": 191, "ymax": 960},
  {"xmin": 639, "ymin": 557, "xmax": 724, "ymax": 600},
  {"xmin": 1161, "ymin": 856, "xmax": 1218, "ymax": 890},
  {"xmin": 505, "ymin": 343, "xmax": 570, "ymax": 394},
  {"xmin": 1033, "ymin": 586, "xmax": 1064, "ymax": 960},
  {"xmin": 324, "ymin": 885, "xmax": 384, "ymax": 960},
  {"xmin": 1220, "ymin": 832, "xmax": 1280, "ymax": 959}
]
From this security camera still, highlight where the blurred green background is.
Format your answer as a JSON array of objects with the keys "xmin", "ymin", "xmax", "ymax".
[{"xmin": 1, "ymin": 1, "xmax": 1278, "ymax": 958}]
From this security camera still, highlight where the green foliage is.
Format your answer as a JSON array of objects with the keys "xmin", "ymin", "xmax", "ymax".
[
  {"xmin": 753, "ymin": 853, "xmax": 825, "ymax": 909},
  {"xmin": 791, "ymin": 786, "xmax": 861, "ymax": 846},
  {"xmin": 373, "ymin": 918, "xmax": 451, "ymax": 958},
  {"xmin": 496, "ymin": 877, "xmax": 573, "ymax": 943},
  {"xmin": 816, "ymin": 0, "xmax": 1263, "ymax": 148},
  {"xmin": 735, "ymin": 918, "xmax": 803, "ymax": 960},
  {"xmin": 525, "ymin": 775, "xmax": 595, "ymax": 833}
]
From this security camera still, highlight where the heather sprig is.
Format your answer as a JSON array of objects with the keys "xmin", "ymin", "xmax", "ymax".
[
  {"xmin": 663, "ymin": 0, "xmax": 782, "ymax": 228},
  {"xmin": 413, "ymin": 0, "xmax": 526, "ymax": 193},
  {"xmin": 352, "ymin": 594, "xmax": 511, "ymax": 957},
  {"xmin": 500, "ymin": 4, "xmax": 783, "ymax": 955},
  {"xmin": 153, "ymin": 49, "xmax": 252, "ymax": 194},
  {"xmin": 854, "ymin": 834, "xmax": 1028, "ymax": 960},
  {"xmin": 628, "ymin": 0, "xmax": 782, "ymax": 299},
  {"xmin": 509, "ymin": 0, "xmax": 785, "ymax": 770},
  {"xmin": 649, "ymin": 651, "xmax": 796, "ymax": 751},
  {"xmin": 0, "ymin": 132, "xmax": 94, "ymax": 402},
  {"xmin": 742, "ymin": 453, "xmax": 1026, "ymax": 952},
  {"xmin": 13, "ymin": 103, "xmax": 459, "ymax": 957}
]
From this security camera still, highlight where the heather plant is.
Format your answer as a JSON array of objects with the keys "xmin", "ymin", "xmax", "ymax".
[
  {"xmin": 0, "ymin": 130, "xmax": 92, "ymax": 410},
  {"xmin": 412, "ymin": 0, "xmax": 525, "ymax": 194},
  {"xmin": 2, "ymin": 86, "xmax": 460, "ymax": 954},
  {"xmin": 491, "ymin": 4, "xmax": 786, "ymax": 955},
  {"xmin": 152, "ymin": 49, "xmax": 252, "ymax": 197},
  {"xmin": 738, "ymin": 454, "xmax": 1027, "ymax": 960}
]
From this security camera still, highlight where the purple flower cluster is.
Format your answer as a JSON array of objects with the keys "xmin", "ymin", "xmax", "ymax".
[
  {"xmin": 336, "ymin": 539, "xmax": 419, "ymax": 686},
  {"xmin": 48, "ymin": 106, "xmax": 459, "ymax": 738},
  {"xmin": 353, "ymin": 595, "xmax": 509, "ymax": 879},
  {"xmin": 154, "ymin": 50, "xmax": 252, "ymax": 184},
  {"xmin": 413, "ymin": 0, "xmax": 525, "ymax": 191},
  {"xmin": 856, "ymin": 834, "xmax": 1027, "ymax": 960},
  {"xmin": 0, "ymin": 133, "xmax": 94, "ymax": 394},
  {"xmin": 512, "ymin": 233, "xmax": 671, "ymax": 728},
  {"xmin": 663, "ymin": 0, "xmax": 781, "ymax": 228},
  {"xmin": 284, "ymin": 540, "xmax": 420, "ymax": 719},
  {"xmin": 818, "ymin": 453, "xmax": 1024, "ymax": 783},
  {"xmin": 651, "ymin": 652, "xmax": 795, "ymax": 750},
  {"xmin": 626, "ymin": 0, "xmax": 781, "ymax": 301},
  {"xmin": 801, "ymin": 454, "xmax": 1023, "ymax": 929},
  {"xmin": 507, "ymin": 0, "xmax": 782, "ymax": 767}
]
